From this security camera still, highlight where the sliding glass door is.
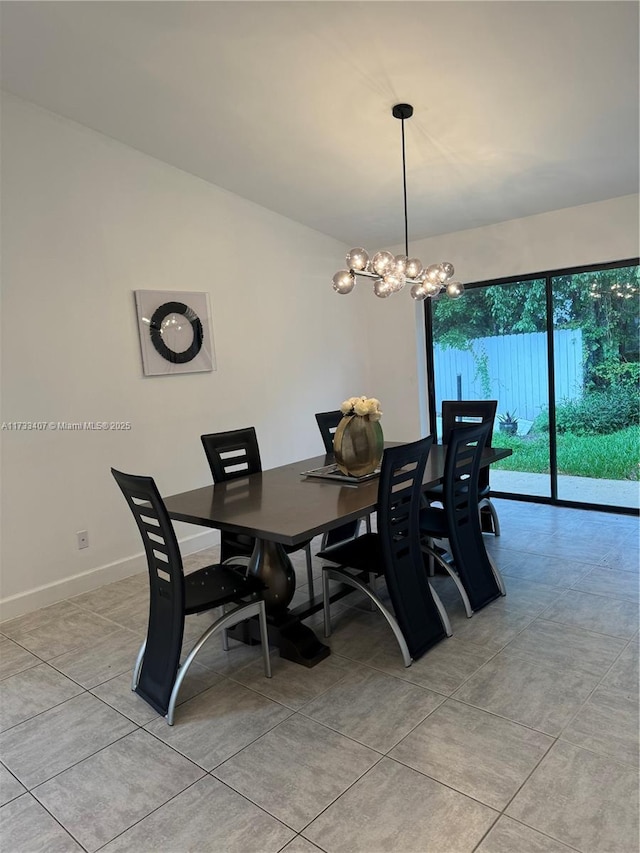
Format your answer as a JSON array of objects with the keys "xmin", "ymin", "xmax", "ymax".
[
  {"xmin": 429, "ymin": 260, "xmax": 639, "ymax": 512},
  {"xmin": 551, "ymin": 266, "xmax": 639, "ymax": 508}
]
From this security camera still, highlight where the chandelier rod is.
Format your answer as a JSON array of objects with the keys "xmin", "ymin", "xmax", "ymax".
[{"xmin": 400, "ymin": 112, "xmax": 409, "ymax": 258}]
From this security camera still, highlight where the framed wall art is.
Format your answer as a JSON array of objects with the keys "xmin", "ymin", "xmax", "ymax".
[{"xmin": 134, "ymin": 290, "xmax": 216, "ymax": 376}]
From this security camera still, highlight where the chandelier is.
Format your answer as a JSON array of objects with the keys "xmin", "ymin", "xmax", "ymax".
[{"xmin": 332, "ymin": 104, "xmax": 463, "ymax": 301}]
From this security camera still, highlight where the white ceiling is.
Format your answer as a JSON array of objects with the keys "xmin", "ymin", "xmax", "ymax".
[{"xmin": 1, "ymin": 1, "xmax": 638, "ymax": 248}]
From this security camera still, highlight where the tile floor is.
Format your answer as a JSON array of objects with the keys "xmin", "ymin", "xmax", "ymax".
[{"xmin": 0, "ymin": 500, "xmax": 638, "ymax": 852}]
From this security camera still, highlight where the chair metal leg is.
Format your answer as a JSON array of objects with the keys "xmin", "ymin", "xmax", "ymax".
[
  {"xmin": 488, "ymin": 500, "xmax": 501, "ymax": 536},
  {"xmin": 429, "ymin": 583, "xmax": 453, "ymax": 637},
  {"xmin": 479, "ymin": 498, "xmax": 501, "ymax": 536},
  {"xmin": 421, "ymin": 540, "xmax": 473, "ymax": 618},
  {"xmin": 487, "ymin": 551, "xmax": 506, "ymax": 596},
  {"xmin": 165, "ymin": 599, "xmax": 270, "ymax": 725},
  {"xmin": 257, "ymin": 600, "xmax": 272, "ymax": 678},
  {"xmin": 365, "ymin": 514, "xmax": 372, "ymax": 534},
  {"xmin": 323, "ymin": 566, "xmax": 412, "ymax": 667},
  {"xmin": 305, "ymin": 544, "xmax": 315, "ymax": 597},
  {"xmin": 322, "ymin": 569, "xmax": 332, "ymax": 638},
  {"xmin": 367, "ymin": 572, "xmax": 377, "ymax": 610},
  {"xmin": 131, "ymin": 640, "xmax": 146, "ymax": 691}
]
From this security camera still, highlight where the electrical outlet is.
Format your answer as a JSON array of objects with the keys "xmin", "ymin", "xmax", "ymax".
[{"xmin": 77, "ymin": 530, "xmax": 89, "ymax": 550}]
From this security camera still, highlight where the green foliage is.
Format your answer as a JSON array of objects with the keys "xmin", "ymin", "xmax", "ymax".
[
  {"xmin": 493, "ymin": 426, "xmax": 640, "ymax": 480},
  {"xmin": 589, "ymin": 358, "xmax": 640, "ymax": 391},
  {"xmin": 433, "ymin": 265, "xmax": 639, "ymax": 392},
  {"xmin": 473, "ymin": 346, "xmax": 492, "ymax": 398},
  {"xmin": 554, "ymin": 388, "xmax": 639, "ymax": 435}
]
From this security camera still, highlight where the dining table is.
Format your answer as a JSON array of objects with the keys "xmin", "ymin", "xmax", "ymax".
[{"xmin": 163, "ymin": 442, "xmax": 512, "ymax": 667}]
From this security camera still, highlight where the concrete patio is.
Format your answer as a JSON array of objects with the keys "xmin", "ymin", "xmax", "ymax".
[{"xmin": 491, "ymin": 469, "xmax": 639, "ymax": 510}]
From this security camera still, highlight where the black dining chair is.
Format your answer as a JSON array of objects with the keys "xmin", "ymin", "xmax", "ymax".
[
  {"xmin": 111, "ymin": 468, "xmax": 271, "ymax": 725},
  {"xmin": 426, "ymin": 400, "xmax": 501, "ymax": 536},
  {"xmin": 315, "ymin": 410, "xmax": 343, "ymax": 456},
  {"xmin": 315, "ymin": 410, "xmax": 372, "ymax": 544},
  {"xmin": 201, "ymin": 427, "xmax": 316, "ymax": 594},
  {"xmin": 316, "ymin": 436, "xmax": 451, "ymax": 666},
  {"xmin": 420, "ymin": 422, "xmax": 506, "ymax": 616}
]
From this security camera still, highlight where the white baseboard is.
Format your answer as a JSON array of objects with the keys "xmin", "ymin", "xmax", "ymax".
[{"xmin": 0, "ymin": 529, "xmax": 220, "ymax": 623}]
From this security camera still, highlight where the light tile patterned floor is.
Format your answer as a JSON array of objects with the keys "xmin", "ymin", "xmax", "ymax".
[{"xmin": 0, "ymin": 500, "xmax": 638, "ymax": 852}]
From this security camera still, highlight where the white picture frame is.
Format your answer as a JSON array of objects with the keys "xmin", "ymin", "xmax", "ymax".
[{"xmin": 134, "ymin": 290, "xmax": 216, "ymax": 376}]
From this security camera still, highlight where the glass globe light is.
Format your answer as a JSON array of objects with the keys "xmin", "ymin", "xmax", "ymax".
[
  {"xmin": 332, "ymin": 270, "xmax": 355, "ymax": 294},
  {"xmin": 425, "ymin": 263, "xmax": 441, "ymax": 284},
  {"xmin": 384, "ymin": 271, "xmax": 405, "ymax": 293},
  {"xmin": 393, "ymin": 255, "xmax": 408, "ymax": 275},
  {"xmin": 410, "ymin": 283, "xmax": 428, "ymax": 301},
  {"xmin": 446, "ymin": 280, "xmax": 464, "ymax": 299},
  {"xmin": 346, "ymin": 248, "xmax": 369, "ymax": 271},
  {"xmin": 439, "ymin": 261, "xmax": 455, "ymax": 281},
  {"xmin": 373, "ymin": 278, "xmax": 393, "ymax": 298},
  {"xmin": 371, "ymin": 250, "xmax": 395, "ymax": 276},
  {"xmin": 423, "ymin": 280, "xmax": 442, "ymax": 297},
  {"xmin": 406, "ymin": 258, "xmax": 423, "ymax": 279}
]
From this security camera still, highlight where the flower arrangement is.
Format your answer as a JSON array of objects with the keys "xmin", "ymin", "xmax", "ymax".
[{"xmin": 340, "ymin": 396, "xmax": 383, "ymax": 422}]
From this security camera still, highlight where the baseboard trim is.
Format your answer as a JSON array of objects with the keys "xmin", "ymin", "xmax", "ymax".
[{"xmin": 0, "ymin": 529, "xmax": 220, "ymax": 623}]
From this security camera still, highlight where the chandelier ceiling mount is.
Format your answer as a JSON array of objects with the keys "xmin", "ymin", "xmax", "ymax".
[{"xmin": 332, "ymin": 103, "xmax": 463, "ymax": 301}]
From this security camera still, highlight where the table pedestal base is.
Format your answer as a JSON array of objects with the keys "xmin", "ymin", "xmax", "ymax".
[
  {"xmin": 227, "ymin": 610, "xmax": 330, "ymax": 667},
  {"xmin": 227, "ymin": 537, "xmax": 331, "ymax": 667}
]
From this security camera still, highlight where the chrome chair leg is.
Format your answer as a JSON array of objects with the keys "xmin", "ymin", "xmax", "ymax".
[
  {"xmin": 304, "ymin": 544, "xmax": 315, "ymax": 598},
  {"xmin": 429, "ymin": 583, "xmax": 453, "ymax": 637},
  {"xmin": 322, "ymin": 569, "xmax": 332, "ymax": 638},
  {"xmin": 322, "ymin": 566, "xmax": 412, "ymax": 667},
  {"xmin": 165, "ymin": 599, "xmax": 271, "ymax": 726},
  {"xmin": 488, "ymin": 500, "xmax": 501, "ymax": 536},
  {"xmin": 220, "ymin": 557, "xmax": 250, "ymax": 650},
  {"xmin": 479, "ymin": 498, "xmax": 501, "ymax": 536},
  {"xmin": 488, "ymin": 551, "xmax": 506, "ymax": 596},
  {"xmin": 421, "ymin": 541, "xmax": 473, "ymax": 618},
  {"xmin": 131, "ymin": 640, "xmax": 146, "ymax": 691},
  {"xmin": 367, "ymin": 572, "xmax": 377, "ymax": 611}
]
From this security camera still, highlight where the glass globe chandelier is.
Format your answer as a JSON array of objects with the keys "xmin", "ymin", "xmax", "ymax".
[{"xmin": 332, "ymin": 103, "xmax": 463, "ymax": 301}]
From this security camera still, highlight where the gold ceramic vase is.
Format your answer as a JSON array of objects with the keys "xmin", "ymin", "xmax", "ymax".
[{"xmin": 333, "ymin": 415, "xmax": 384, "ymax": 477}]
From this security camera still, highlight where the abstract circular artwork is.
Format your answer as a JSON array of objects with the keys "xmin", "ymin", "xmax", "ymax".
[
  {"xmin": 149, "ymin": 301, "xmax": 203, "ymax": 364},
  {"xmin": 135, "ymin": 290, "xmax": 215, "ymax": 375}
]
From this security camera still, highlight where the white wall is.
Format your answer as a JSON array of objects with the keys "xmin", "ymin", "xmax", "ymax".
[
  {"xmin": 0, "ymin": 95, "xmax": 369, "ymax": 618},
  {"xmin": 365, "ymin": 194, "xmax": 640, "ymax": 440},
  {"xmin": 2, "ymin": 93, "xmax": 638, "ymax": 620}
]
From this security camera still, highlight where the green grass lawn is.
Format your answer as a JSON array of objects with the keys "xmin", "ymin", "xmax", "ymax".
[{"xmin": 493, "ymin": 425, "xmax": 640, "ymax": 480}]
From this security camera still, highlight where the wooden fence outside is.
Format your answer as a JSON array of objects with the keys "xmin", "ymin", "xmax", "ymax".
[{"xmin": 434, "ymin": 329, "xmax": 583, "ymax": 422}]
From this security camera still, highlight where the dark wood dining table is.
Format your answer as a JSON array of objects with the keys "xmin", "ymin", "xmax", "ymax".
[{"xmin": 164, "ymin": 443, "xmax": 511, "ymax": 667}]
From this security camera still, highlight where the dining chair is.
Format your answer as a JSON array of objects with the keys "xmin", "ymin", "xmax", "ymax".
[
  {"xmin": 427, "ymin": 400, "xmax": 501, "ymax": 536},
  {"xmin": 419, "ymin": 422, "xmax": 506, "ymax": 617},
  {"xmin": 315, "ymin": 409, "xmax": 372, "ymax": 542},
  {"xmin": 201, "ymin": 427, "xmax": 316, "ymax": 594},
  {"xmin": 316, "ymin": 436, "xmax": 451, "ymax": 666},
  {"xmin": 111, "ymin": 468, "xmax": 271, "ymax": 725}
]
